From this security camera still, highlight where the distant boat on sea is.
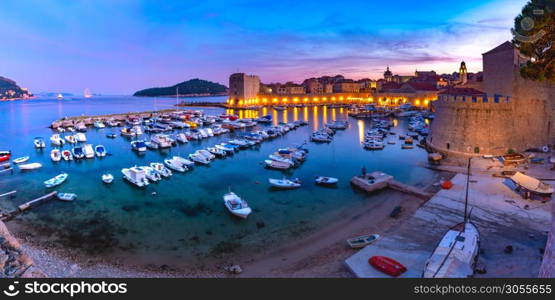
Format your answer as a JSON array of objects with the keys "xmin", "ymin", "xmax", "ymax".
[
  {"xmin": 57, "ymin": 93, "xmax": 63, "ymax": 100},
  {"xmin": 83, "ymin": 88, "xmax": 93, "ymax": 98}
]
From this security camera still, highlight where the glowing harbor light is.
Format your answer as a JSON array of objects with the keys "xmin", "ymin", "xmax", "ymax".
[
  {"xmin": 303, "ymin": 97, "xmax": 309, "ymax": 102},
  {"xmin": 313, "ymin": 97, "xmax": 319, "ymax": 102},
  {"xmin": 322, "ymin": 97, "xmax": 327, "ymax": 101},
  {"xmin": 415, "ymin": 99, "xmax": 421, "ymax": 106},
  {"xmin": 273, "ymin": 98, "xmax": 278, "ymax": 103},
  {"xmin": 282, "ymin": 98, "xmax": 288, "ymax": 103},
  {"xmin": 331, "ymin": 97, "xmax": 336, "ymax": 101},
  {"xmin": 424, "ymin": 99, "xmax": 430, "ymax": 106},
  {"xmin": 339, "ymin": 96, "xmax": 344, "ymax": 100},
  {"xmin": 293, "ymin": 97, "xmax": 299, "ymax": 102}
]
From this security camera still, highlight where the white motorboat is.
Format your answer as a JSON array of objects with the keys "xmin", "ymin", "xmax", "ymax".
[
  {"xmin": 199, "ymin": 129, "xmax": 208, "ymax": 138},
  {"xmin": 50, "ymin": 134, "xmax": 65, "ymax": 146},
  {"xmin": 207, "ymin": 147, "xmax": 226, "ymax": 157},
  {"xmin": 72, "ymin": 147, "xmax": 84, "ymax": 159},
  {"xmin": 95, "ymin": 145, "xmax": 107, "ymax": 157},
  {"xmin": 189, "ymin": 153, "xmax": 210, "ymax": 165},
  {"xmin": 64, "ymin": 135, "xmax": 77, "ymax": 144},
  {"xmin": 215, "ymin": 144, "xmax": 235, "ymax": 154},
  {"xmin": 13, "ymin": 156, "xmax": 30, "ymax": 164},
  {"xmin": 50, "ymin": 149, "xmax": 62, "ymax": 162},
  {"xmin": 143, "ymin": 166, "xmax": 162, "ymax": 182},
  {"xmin": 205, "ymin": 128, "xmax": 214, "ymax": 137},
  {"xmin": 74, "ymin": 132, "xmax": 87, "ymax": 142},
  {"xmin": 150, "ymin": 162, "xmax": 172, "ymax": 178},
  {"xmin": 197, "ymin": 149, "xmax": 215, "ymax": 161},
  {"xmin": 33, "ymin": 137, "xmax": 46, "ymax": 149},
  {"xmin": 131, "ymin": 140, "xmax": 147, "ymax": 152},
  {"xmin": 228, "ymin": 139, "xmax": 249, "ymax": 148},
  {"xmin": 132, "ymin": 125, "xmax": 143, "ymax": 135},
  {"xmin": 122, "ymin": 167, "xmax": 149, "ymax": 187},
  {"xmin": 223, "ymin": 191, "xmax": 252, "ymax": 219},
  {"xmin": 315, "ymin": 176, "xmax": 339, "ymax": 185},
  {"xmin": 268, "ymin": 154, "xmax": 294, "ymax": 166},
  {"xmin": 120, "ymin": 127, "xmax": 136, "ymax": 137},
  {"xmin": 164, "ymin": 159, "xmax": 187, "ymax": 172},
  {"xmin": 57, "ymin": 127, "xmax": 66, "ymax": 133},
  {"xmin": 94, "ymin": 121, "xmax": 105, "ymax": 129},
  {"xmin": 145, "ymin": 141, "xmax": 159, "ymax": 150},
  {"xmin": 19, "ymin": 162, "xmax": 42, "ymax": 170},
  {"xmin": 363, "ymin": 140, "xmax": 385, "ymax": 150},
  {"xmin": 268, "ymin": 178, "xmax": 301, "ymax": 189},
  {"xmin": 264, "ymin": 159, "xmax": 291, "ymax": 170},
  {"xmin": 83, "ymin": 144, "xmax": 95, "ymax": 159},
  {"xmin": 176, "ymin": 133, "xmax": 189, "ymax": 143},
  {"xmin": 311, "ymin": 133, "xmax": 332, "ymax": 143},
  {"xmin": 151, "ymin": 134, "xmax": 173, "ymax": 148},
  {"xmin": 44, "ymin": 173, "xmax": 68, "ymax": 188},
  {"xmin": 61, "ymin": 150, "xmax": 73, "ymax": 161},
  {"xmin": 102, "ymin": 173, "xmax": 114, "ymax": 183},
  {"xmin": 172, "ymin": 156, "xmax": 195, "ymax": 167}
]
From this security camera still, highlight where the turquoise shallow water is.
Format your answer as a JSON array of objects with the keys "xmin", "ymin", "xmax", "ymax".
[{"xmin": 0, "ymin": 96, "xmax": 436, "ymax": 267}]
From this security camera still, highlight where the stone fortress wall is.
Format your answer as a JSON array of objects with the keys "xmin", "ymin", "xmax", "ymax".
[{"xmin": 429, "ymin": 42, "xmax": 555, "ymax": 155}]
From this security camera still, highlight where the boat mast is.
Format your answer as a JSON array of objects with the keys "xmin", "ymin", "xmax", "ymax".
[{"xmin": 463, "ymin": 158, "xmax": 472, "ymax": 229}]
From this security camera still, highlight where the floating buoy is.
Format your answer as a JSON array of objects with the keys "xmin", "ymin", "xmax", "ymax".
[
  {"xmin": 542, "ymin": 146, "xmax": 550, "ymax": 153},
  {"xmin": 441, "ymin": 180, "xmax": 454, "ymax": 190}
]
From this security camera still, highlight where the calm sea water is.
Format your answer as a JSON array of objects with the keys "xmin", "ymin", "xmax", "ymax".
[{"xmin": 0, "ymin": 96, "xmax": 436, "ymax": 267}]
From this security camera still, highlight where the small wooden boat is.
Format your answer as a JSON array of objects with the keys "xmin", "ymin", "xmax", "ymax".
[
  {"xmin": 401, "ymin": 144, "xmax": 414, "ymax": 149},
  {"xmin": 368, "ymin": 256, "xmax": 407, "ymax": 277},
  {"xmin": 13, "ymin": 156, "xmax": 29, "ymax": 164},
  {"xmin": 315, "ymin": 176, "xmax": 339, "ymax": 185},
  {"xmin": 428, "ymin": 153, "xmax": 442, "ymax": 162},
  {"xmin": 44, "ymin": 173, "xmax": 68, "ymax": 188},
  {"xmin": 57, "ymin": 193, "xmax": 77, "ymax": 202},
  {"xmin": 510, "ymin": 172, "xmax": 554, "ymax": 196},
  {"xmin": 102, "ymin": 173, "xmax": 114, "ymax": 184},
  {"xmin": 501, "ymin": 153, "xmax": 526, "ymax": 165},
  {"xmin": 347, "ymin": 234, "xmax": 380, "ymax": 249},
  {"xmin": 19, "ymin": 162, "xmax": 42, "ymax": 170}
]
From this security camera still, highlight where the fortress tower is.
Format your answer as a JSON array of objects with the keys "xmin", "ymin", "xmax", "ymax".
[
  {"xmin": 228, "ymin": 73, "xmax": 260, "ymax": 105},
  {"xmin": 428, "ymin": 42, "xmax": 555, "ymax": 155}
]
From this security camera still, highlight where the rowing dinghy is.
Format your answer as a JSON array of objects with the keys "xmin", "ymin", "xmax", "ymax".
[
  {"xmin": 44, "ymin": 173, "xmax": 68, "ymax": 188},
  {"xmin": 57, "ymin": 193, "xmax": 77, "ymax": 202},
  {"xmin": 347, "ymin": 234, "xmax": 380, "ymax": 249}
]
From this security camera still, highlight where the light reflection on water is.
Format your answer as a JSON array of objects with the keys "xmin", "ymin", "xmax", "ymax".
[{"xmin": 0, "ymin": 95, "xmax": 436, "ymax": 267}]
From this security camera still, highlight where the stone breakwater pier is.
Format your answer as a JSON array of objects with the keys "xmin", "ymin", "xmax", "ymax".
[
  {"xmin": 50, "ymin": 108, "xmax": 183, "ymax": 129},
  {"xmin": 350, "ymin": 171, "xmax": 434, "ymax": 200}
]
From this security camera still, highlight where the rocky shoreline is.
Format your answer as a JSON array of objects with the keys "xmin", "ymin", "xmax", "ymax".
[{"xmin": 0, "ymin": 220, "xmax": 46, "ymax": 278}]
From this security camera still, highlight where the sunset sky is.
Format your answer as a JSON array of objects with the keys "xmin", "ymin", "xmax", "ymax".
[{"xmin": 0, "ymin": 0, "xmax": 526, "ymax": 94}]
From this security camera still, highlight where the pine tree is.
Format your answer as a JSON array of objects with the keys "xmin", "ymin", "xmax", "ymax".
[{"xmin": 512, "ymin": 0, "xmax": 555, "ymax": 82}]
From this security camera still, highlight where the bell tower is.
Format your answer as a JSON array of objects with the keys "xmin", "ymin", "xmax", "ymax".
[{"xmin": 459, "ymin": 61, "xmax": 468, "ymax": 85}]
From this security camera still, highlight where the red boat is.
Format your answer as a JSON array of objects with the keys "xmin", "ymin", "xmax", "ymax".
[
  {"xmin": 368, "ymin": 256, "xmax": 407, "ymax": 277},
  {"xmin": 0, "ymin": 151, "xmax": 10, "ymax": 163}
]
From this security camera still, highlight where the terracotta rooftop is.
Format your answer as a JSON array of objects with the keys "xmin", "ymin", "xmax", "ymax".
[{"xmin": 439, "ymin": 87, "xmax": 486, "ymax": 96}]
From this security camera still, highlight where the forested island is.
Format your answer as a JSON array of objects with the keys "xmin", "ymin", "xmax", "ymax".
[{"xmin": 134, "ymin": 78, "xmax": 227, "ymax": 97}]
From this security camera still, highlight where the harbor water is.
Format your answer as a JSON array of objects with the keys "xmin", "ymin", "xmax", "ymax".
[{"xmin": 0, "ymin": 96, "xmax": 436, "ymax": 268}]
